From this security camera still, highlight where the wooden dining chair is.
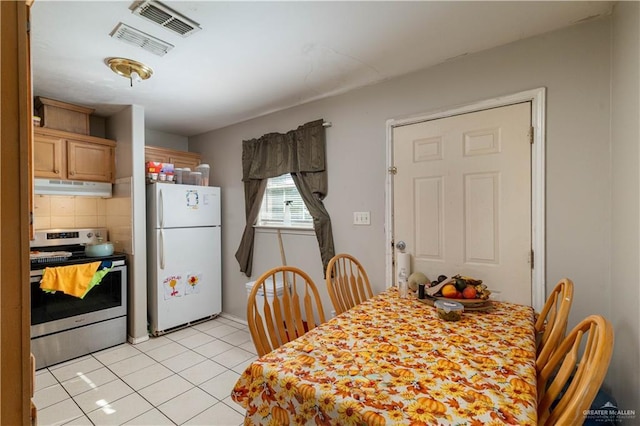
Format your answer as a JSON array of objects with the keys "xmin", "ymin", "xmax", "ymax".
[
  {"xmin": 247, "ymin": 266, "xmax": 326, "ymax": 357},
  {"xmin": 325, "ymin": 253, "xmax": 374, "ymax": 315},
  {"xmin": 537, "ymin": 315, "xmax": 614, "ymax": 426},
  {"xmin": 535, "ymin": 278, "xmax": 574, "ymax": 372}
]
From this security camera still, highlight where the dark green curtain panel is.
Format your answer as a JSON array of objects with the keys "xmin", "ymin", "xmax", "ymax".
[{"xmin": 235, "ymin": 119, "xmax": 335, "ymax": 276}]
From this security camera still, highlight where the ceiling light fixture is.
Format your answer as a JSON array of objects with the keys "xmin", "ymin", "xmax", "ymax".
[{"xmin": 106, "ymin": 57, "xmax": 153, "ymax": 87}]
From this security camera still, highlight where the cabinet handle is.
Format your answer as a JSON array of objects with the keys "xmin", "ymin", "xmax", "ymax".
[
  {"xmin": 54, "ymin": 169, "xmax": 59, "ymax": 174},
  {"xmin": 69, "ymin": 171, "xmax": 75, "ymax": 176}
]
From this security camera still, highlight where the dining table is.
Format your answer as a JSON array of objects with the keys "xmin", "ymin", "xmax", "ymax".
[{"xmin": 232, "ymin": 287, "xmax": 537, "ymax": 425}]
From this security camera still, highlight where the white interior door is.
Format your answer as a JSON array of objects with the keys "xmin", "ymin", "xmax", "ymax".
[{"xmin": 393, "ymin": 102, "xmax": 532, "ymax": 305}]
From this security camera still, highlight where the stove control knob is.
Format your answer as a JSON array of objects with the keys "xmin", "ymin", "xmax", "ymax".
[{"xmin": 87, "ymin": 232, "xmax": 93, "ymax": 238}]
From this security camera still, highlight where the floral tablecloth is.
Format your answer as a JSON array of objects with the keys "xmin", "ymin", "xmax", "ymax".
[{"xmin": 232, "ymin": 288, "xmax": 537, "ymax": 425}]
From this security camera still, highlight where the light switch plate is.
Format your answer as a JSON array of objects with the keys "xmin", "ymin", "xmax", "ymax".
[{"xmin": 353, "ymin": 211, "xmax": 370, "ymax": 225}]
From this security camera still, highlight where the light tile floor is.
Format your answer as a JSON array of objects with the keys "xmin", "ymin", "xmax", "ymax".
[{"xmin": 34, "ymin": 316, "xmax": 253, "ymax": 426}]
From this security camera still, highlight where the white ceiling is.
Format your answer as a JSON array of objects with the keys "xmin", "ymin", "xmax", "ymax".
[{"xmin": 31, "ymin": 1, "xmax": 614, "ymax": 137}]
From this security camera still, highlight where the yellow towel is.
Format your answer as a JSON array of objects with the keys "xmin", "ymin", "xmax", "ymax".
[{"xmin": 40, "ymin": 262, "xmax": 101, "ymax": 298}]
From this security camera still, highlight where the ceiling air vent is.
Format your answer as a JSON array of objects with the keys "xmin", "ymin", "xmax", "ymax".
[
  {"xmin": 110, "ymin": 23, "xmax": 174, "ymax": 56},
  {"xmin": 130, "ymin": 0, "xmax": 201, "ymax": 37}
]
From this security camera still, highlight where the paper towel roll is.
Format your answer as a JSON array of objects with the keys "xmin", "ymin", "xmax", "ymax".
[{"xmin": 397, "ymin": 252, "xmax": 411, "ymax": 281}]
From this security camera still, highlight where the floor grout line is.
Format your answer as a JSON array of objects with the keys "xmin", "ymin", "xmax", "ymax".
[{"xmin": 34, "ymin": 317, "xmax": 250, "ymax": 426}]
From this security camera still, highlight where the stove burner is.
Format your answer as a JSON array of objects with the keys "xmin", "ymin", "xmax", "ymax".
[
  {"xmin": 30, "ymin": 251, "xmax": 72, "ymax": 264},
  {"xmin": 30, "ymin": 228, "xmax": 126, "ymax": 274},
  {"xmin": 30, "ymin": 244, "xmax": 126, "ymax": 272}
]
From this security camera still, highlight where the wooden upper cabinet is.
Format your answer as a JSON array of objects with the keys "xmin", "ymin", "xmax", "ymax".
[
  {"xmin": 169, "ymin": 153, "xmax": 201, "ymax": 170},
  {"xmin": 34, "ymin": 97, "xmax": 93, "ymax": 135},
  {"xmin": 34, "ymin": 127, "xmax": 115, "ymax": 183},
  {"xmin": 67, "ymin": 138, "xmax": 114, "ymax": 182},
  {"xmin": 145, "ymin": 145, "xmax": 201, "ymax": 170},
  {"xmin": 33, "ymin": 133, "xmax": 65, "ymax": 179}
]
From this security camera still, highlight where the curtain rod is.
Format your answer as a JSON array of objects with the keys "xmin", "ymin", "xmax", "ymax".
[{"xmin": 322, "ymin": 121, "xmax": 332, "ymax": 128}]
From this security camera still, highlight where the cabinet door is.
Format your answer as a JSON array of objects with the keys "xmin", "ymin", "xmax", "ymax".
[
  {"xmin": 145, "ymin": 147, "xmax": 169, "ymax": 164},
  {"xmin": 169, "ymin": 154, "xmax": 200, "ymax": 170},
  {"xmin": 33, "ymin": 133, "xmax": 65, "ymax": 179},
  {"xmin": 66, "ymin": 139, "xmax": 114, "ymax": 182},
  {"xmin": 145, "ymin": 146, "xmax": 201, "ymax": 170}
]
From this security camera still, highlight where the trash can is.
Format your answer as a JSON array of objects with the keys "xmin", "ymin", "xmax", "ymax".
[{"xmin": 246, "ymin": 277, "xmax": 286, "ymax": 316}]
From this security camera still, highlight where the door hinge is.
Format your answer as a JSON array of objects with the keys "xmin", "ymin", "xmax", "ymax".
[
  {"xmin": 529, "ymin": 126, "xmax": 534, "ymax": 145},
  {"xmin": 388, "ymin": 166, "xmax": 397, "ymax": 175},
  {"xmin": 530, "ymin": 249, "xmax": 534, "ymax": 269}
]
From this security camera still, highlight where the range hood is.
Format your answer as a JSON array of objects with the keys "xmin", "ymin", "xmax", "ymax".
[{"xmin": 34, "ymin": 178, "xmax": 112, "ymax": 198}]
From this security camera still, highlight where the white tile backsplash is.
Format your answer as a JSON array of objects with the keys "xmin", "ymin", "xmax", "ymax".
[
  {"xmin": 50, "ymin": 215, "xmax": 76, "ymax": 228},
  {"xmin": 33, "ymin": 195, "xmax": 131, "ymax": 256},
  {"xmin": 50, "ymin": 196, "xmax": 75, "ymax": 216},
  {"xmin": 74, "ymin": 197, "xmax": 97, "ymax": 216},
  {"xmin": 34, "ymin": 195, "xmax": 111, "ymax": 231},
  {"xmin": 33, "ymin": 195, "xmax": 51, "ymax": 217},
  {"xmin": 74, "ymin": 215, "xmax": 98, "ymax": 228}
]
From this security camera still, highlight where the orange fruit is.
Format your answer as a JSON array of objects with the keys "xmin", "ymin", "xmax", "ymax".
[
  {"xmin": 462, "ymin": 286, "xmax": 477, "ymax": 299},
  {"xmin": 441, "ymin": 284, "xmax": 457, "ymax": 298}
]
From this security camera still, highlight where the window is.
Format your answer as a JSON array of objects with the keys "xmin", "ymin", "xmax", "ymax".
[{"xmin": 258, "ymin": 174, "xmax": 313, "ymax": 228}]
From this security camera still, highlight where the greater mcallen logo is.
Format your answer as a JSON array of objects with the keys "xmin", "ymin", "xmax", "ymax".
[{"xmin": 584, "ymin": 401, "xmax": 635, "ymax": 421}]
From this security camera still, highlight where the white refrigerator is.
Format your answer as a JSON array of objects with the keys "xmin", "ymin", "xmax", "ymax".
[{"xmin": 146, "ymin": 183, "xmax": 222, "ymax": 335}]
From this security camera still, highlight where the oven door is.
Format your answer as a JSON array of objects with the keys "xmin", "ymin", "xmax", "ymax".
[{"xmin": 30, "ymin": 261, "xmax": 127, "ymax": 338}]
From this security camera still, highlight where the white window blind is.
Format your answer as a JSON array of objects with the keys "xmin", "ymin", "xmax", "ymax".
[{"xmin": 258, "ymin": 174, "xmax": 313, "ymax": 227}]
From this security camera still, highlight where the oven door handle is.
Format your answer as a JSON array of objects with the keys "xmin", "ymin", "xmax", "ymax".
[
  {"xmin": 159, "ymin": 188, "xmax": 164, "ymax": 229},
  {"xmin": 159, "ymin": 229, "xmax": 165, "ymax": 270}
]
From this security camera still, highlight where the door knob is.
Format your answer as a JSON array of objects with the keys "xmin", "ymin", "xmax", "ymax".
[{"xmin": 396, "ymin": 240, "xmax": 406, "ymax": 251}]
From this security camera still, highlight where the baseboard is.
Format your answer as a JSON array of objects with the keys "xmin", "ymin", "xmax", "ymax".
[
  {"xmin": 219, "ymin": 312, "xmax": 248, "ymax": 326},
  {"xmin": 127, "ymin": 314, "xmax": 245, "ymax": 343},
  {"xmin": 128, "ymin": 334, "xmax": 150, "ymax": 345}
]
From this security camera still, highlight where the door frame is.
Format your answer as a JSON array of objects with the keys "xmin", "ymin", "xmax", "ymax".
[
  {"xmin": 385, "ymin": 87, "xmax": 546, "ymax": 311},
  {"xmin": 1, "ymin": 1, "xmax": 33, "ymax": 423}
]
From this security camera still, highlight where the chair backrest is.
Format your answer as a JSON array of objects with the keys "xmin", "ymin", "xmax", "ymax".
[
  {"xmin": 247, "ymin": 266, "xmax": 326, "ymax": 357},
  {"xmin": 325, "ymin": 253, "xmax": 374, "ymax": 315},
  {"xmin": 535, "ymin": 278, "xmax": 574, "ymax": 372},
  {"xmin": 537, "ymin": 315, "xmax": 614, "ymax": 426}
]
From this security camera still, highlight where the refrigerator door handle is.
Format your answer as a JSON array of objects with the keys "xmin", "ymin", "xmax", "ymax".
[
  {"xmin": 159, "ymin": 188, "xmax": 164, "ymax": 229},
  {"xmin": 159, "ymin": 229, "xmax": 165, "ymax": 270}
]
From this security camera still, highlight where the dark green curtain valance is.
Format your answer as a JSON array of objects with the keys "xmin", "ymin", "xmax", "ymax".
[
  {"xmin": 242, "ymin": 119, "xmax": 326, "ymax": 181},
  {"xmin": 235, "ymin": 119, "xmax": 335, "ymax": 277}
]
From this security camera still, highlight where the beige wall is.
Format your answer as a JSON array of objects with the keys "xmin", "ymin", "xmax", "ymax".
[
  {"xmin": 610, "ymin": 1, "xmax": 640, "ymax": 417},
  {"xmin": 145, "ymin": 128, "xmax": 188, "ymax": 151},
  {"xmin": 191, "ymin": 17, "xmax": 612, "ymax": 321},
  {"xmin": 106, "ymin": 105, "xmax": 148, "ymax": 343},
  {"xmin": 190, "ymin": 15, "xmax": 638, "ymax": 402}
]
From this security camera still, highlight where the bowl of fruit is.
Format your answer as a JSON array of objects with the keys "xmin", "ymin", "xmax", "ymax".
[{"xmin": 429, "ymin": 274, "xmax": 491, "ymax": 306}]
